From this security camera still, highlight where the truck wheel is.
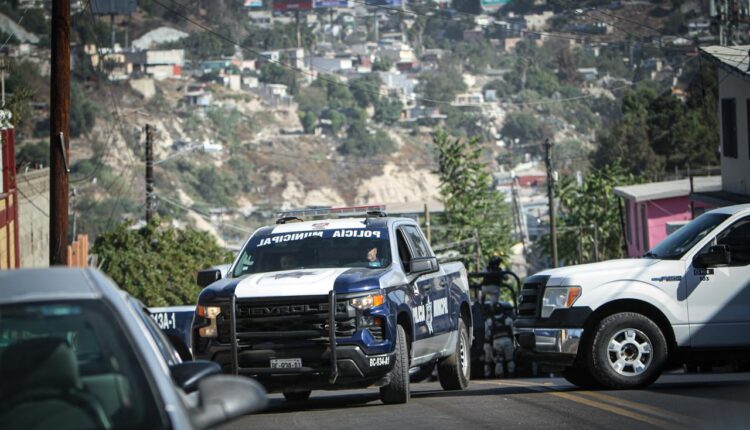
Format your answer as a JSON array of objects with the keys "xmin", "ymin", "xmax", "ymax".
[
  {"xmin": 587, "ymin": 312, "xmax": 667, "ymax": 389},
  {"xmin": 409, "ymin": 363, "xmax": 435, "ymax": 383},
  {"xmin": 438, "ymin": 318, "xmax": 471, "ymax": 391},
  {"xmin": 562, "ymin": 367, "xmax": 601, "ymax": 389},
  {"xmin": 283, "ymin": 390, "xmax": 311, "ymax": 402},
  {"xmin": 380, "ymin": 324, "xmax": 410, "ymax": 404}
]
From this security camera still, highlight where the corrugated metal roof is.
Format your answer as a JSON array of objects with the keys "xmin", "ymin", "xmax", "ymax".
[
  {"xmin": 700, "ymin": 45, "xmax": 750, "ymax": 76},
  {"xmin": 613, "ymin": 176, "xmax": 722, "ymax": 202}
]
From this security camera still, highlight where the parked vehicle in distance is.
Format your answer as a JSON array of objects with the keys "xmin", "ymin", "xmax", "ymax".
[
  {"xmin": 192, "ymin": 206, "xmax": 473, "ymax": 404},
  {"xmin": 516, "ymin": 204, "xmax": 750, "ymax": 389},
  {"xmin": 148, "ymin": 265, "xmax": 231, "ymax": 361},
  {"xmin": 0, "ymin": 268, "xmax": 267, "ymax": 430}
]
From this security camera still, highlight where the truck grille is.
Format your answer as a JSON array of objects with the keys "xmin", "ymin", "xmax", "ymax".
[
  {"xmin": 217, "ymin": 297, "xmax": 356, "ymax": 345},
  {"xmin": 518, "ymin": 275, "xmax": 550, "ymax": 317}
]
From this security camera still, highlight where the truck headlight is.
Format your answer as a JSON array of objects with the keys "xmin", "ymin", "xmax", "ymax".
[
  {"xmin": 350, "ymin": 293, "xmax": 385, "ymax": 310},
  {"xmin": 197, "ymin": 305, "xmax": 221, "ymax": 338},
  {"xmin": 541, "ymin": 286, "xmax": 582, "ymax": 318}
]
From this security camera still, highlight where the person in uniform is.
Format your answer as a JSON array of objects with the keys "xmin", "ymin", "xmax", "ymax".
[
  {"xmin": 489, "ymin": 301, "xmax": 516, "ymax": 378},
  {"xmin": 481, "ymin": 256, "xmax": 516, "ymax": 378}
]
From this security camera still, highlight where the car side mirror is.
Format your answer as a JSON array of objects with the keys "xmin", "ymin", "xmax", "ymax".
[
  {"xmin": 170, "ymin": 360, "xmax": 222, "ymax": 393},
  {"xmin": 197, "ymin": 269, "xmax": 222, "ymax": 287},
  {"xmin": 409, "ymin": 256, "xmax": 439, "ymax": 275},
  {"xmin": 192, "ymin": 375, "xmax": 268, "ymax": 430},
  {"xmin": 693, "ymin": 245, "xmax": 731, "ymax": 268}
]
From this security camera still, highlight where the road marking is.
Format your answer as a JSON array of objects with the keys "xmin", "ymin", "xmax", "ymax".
[
  {"xmin": 576, "ymin": 391, "xmax": 704, "ymax": 427},
  {"xmin": 475, "ymin": 380, "xmax": 676, "ymax": 429},
  {"xmin": 548, "ymin": 391, "xmax": 675, "ymax": 429},
  {"xmin": 486, "ymin": 379, "xmax": 705, "ymax": 427}
]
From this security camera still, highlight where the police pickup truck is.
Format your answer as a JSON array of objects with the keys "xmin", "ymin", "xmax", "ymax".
[
  {"xmin": 516, "ymin": 204, "xmax": 750, "ymax": 389},
  {"xmin": 191, "ymin": 207, "xmax": 473, "ymax": 404}
]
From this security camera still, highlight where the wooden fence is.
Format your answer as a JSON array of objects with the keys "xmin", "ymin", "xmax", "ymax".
[{"xmin": 67, "ymin": 234, "xmax": 89, "ymax": 268}]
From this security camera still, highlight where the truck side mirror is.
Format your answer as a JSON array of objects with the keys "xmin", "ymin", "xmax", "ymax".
[
  {"xmin": 197, "ymin": 269, "xmax": 222, "ymax": 287},
  {"xmin": 170, "ymin": 360, "xmax": 222, "ymax": 393},
  {"xmin": 191, "ymin": 375, "xmax": 268, "ymax": 429},
  {"xmin": 693, "ymin": 245, "xmax": 731, "ymax": 268},
  {"xmin": 409, "ymin": 256, "xmax": 439, "ymax": 275}
]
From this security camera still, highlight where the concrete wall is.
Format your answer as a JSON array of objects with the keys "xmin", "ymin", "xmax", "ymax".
[
  {"xmin": 718, "ymin": 70, "xmax": 750, "ymax": 196},
  {"xmin": 17, "ymin": 168, "xmax": 49, "ymax": 267}
]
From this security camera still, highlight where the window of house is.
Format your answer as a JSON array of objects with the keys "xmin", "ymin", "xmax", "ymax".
[{"xmin": 722, "ymin": 98, "xmax": 737, "ymax": 158}]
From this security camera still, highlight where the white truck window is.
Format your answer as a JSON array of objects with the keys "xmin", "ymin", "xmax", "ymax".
[{"xmin": 716, "ymin": 217, "xmax": 750, "ymax": 266}]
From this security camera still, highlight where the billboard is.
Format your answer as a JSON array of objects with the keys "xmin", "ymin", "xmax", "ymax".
[
  {"xmin": 90, "ymin": 0, "xmax": 137, "ymax": 15},
  {"xmin": 273, "ymin": 0, "xmax": 313, "ymax": 10},
  {"xmin": 364, "ymin": 0, "xmax": 403, "ymax": 6},
  {"xmin": 314, "ymin": 0, "xmax": 349, "ymax": 8}
]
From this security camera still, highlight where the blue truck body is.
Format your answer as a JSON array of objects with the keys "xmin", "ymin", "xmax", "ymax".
[{"xmin": 190, "ymin": 215, "xmax": 473, "ymax": 402}]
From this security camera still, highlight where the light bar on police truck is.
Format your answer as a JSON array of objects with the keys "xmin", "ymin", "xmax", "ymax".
[{"xmin": 276, "ymin": 205, "xmax": 386, "ymax": 220}]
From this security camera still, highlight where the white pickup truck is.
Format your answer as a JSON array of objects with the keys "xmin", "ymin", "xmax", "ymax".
[{"xmin": 515, "ymin": 204, "xmax": 750, "ymax": 389}]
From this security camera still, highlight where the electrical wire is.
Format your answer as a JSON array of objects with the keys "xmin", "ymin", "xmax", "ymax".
[{"xmin": 16, "ymin": 186, "xmax": 49, "ymax": 217}]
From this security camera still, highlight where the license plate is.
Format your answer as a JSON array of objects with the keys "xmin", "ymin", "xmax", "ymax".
[{"xmin": 270, "ymin": 358, "xmax": 302, "ymax": 369}]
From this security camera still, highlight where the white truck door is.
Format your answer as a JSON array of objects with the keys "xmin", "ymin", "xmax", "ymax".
[{"xmin": 685, "ymin": 216, "xmax": 750, "ymax": 347}]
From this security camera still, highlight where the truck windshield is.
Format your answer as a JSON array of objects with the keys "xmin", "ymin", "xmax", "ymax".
[
  {"xmin": 645, "ymin": 212, "xmax": 730, "ymax": 260},
  {"xmin": 231, "ymin": 227, "xmax": 391, "ymax": 277}
]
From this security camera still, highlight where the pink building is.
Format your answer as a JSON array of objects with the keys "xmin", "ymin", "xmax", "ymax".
[{"xmin": 614, "ymin": 177, "xmax": 720, "ymax": 258}]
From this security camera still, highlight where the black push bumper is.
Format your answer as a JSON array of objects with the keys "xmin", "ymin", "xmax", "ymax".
[{"xmin": 201, "ymin": 291, "xmax": 395, "ymax": 392}]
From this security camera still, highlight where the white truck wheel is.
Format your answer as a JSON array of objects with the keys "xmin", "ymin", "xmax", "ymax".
[{"xmin": 588, "ymin": 312, "xmax": 667, "ymax": 389}]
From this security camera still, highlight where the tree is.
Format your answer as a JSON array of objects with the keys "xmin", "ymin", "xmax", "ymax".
[
  {"xmin": 350, "ymin": 74, "xmax": 382, "ymax": 108},
  {"xmin": 433, "ymin": 130, "xmax": 513, "ymax": 270},
  {"xmin": 549, "ymin": 164, "xmax": 641, "ymax": 265},
  {"xmin": 339, "ymin": 120, "xmax": 395, "ymax": 157},
  {"xmin": 417, "ymin": 59, "xmax": 467, "ymax": 106},
  {"xmin": 374, "ymin": 97, "xmax": 403, "ymax": 125},
  {"xmin": 259, "ymin": 62, "xmax": 299, "ymax": 94},
  {"xmin": 500, "ymin": 112, "xmax": 546, "ymax": 147},
  {"xmin": 70, "ymin": 81, "xmax": 97, "ymax": 137},
  {"xmin": 557, "ymin": 48, "xmax": 579, "ymax": 85},
  {"xmin": 372, "ymin": 57, "xmax": 394, "ymax": 72},
  {"xmin": 94, "ymin": 221, "xmax": 233, "ymax": 307},
  {"xmin": 299, "ymin": 110, "xmax": 318, "ymax": 134}
]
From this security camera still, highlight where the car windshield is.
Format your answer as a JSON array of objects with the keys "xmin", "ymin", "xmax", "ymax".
[
  {"xmin": 645, "ymin": 212, "xmax": 730, "ymax": 260},
  {"xmin": 231, "ymin": 227, "xmax": 391, "ymax": 277},
  {"xmin": 0, "ymin": 300, "xmax": 166, "ymax": 430}
]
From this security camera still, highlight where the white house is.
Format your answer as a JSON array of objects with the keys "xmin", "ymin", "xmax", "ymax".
[{"xmin": 694, "ymin": 46, "xmax": 750, "ymax": 206}]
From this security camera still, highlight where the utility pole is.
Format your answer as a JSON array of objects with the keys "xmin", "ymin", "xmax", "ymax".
[
  {"xmin": 544, "ymin": 138, "xmax": 558, "ymax": 268},
  {"xmin": 145, "ymin": 124, "xmax": 155, "ymax": 224},
  {"xmin": 50, "ymin": 0, "xmax": 70, "ymax": 266},
  {"xmin": 423, "ymin": 203, "xmax": 431, "ymax": 243}
]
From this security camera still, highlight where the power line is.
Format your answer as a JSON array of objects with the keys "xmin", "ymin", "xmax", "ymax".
[
  {"xmin": 157, "ymin": 193, "xmax": 255, "ymax": 234},
  {"xmin": 17, "ymin": 186, "xmax": 49, "ymax": 218}
]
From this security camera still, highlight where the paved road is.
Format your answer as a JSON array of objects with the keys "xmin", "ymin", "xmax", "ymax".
[{"xmin": 221, "ymin": 373, "xmax": 750, "ymax": 430}]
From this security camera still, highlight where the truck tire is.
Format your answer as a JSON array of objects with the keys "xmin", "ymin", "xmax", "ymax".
[
  {"xmin": 437, "ymin": 318, "xmax": 471, "ymax": 391},
  {"xmin": 409, "ymin": 363, "xmax": 435, "ymax": 383},
  {"xmin": 380, "ymin": 324, "xmax": 410, "ymax": 404},
  {"xmin": 283, "ymin": 391, "xmax": 311, "ymax": 402},
  {"xmin": 586, "ymin": 312, "xmax": 667, "ymax": 389},
  {"xmin": 562, "ymin": 367, "xmax": 601, "ymax": 389}
]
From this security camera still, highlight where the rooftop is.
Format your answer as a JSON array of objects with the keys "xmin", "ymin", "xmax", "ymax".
[
  {"xmin": 613, "ymin": 176, "xmax": 722, "ymax": 202},
  {"xmin": 700, "ymin": 45, "xmax": 750, "ymax": 77}
]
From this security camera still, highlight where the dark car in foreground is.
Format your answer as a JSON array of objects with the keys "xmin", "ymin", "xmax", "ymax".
[{"xmin": 0, "ymin": 268, "xmax": 267, "ymax": 430}]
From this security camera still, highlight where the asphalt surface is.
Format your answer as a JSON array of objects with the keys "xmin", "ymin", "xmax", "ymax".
[{"xmin": 221, "ymin": 372, "xmax": 750, "ymax": 430}]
